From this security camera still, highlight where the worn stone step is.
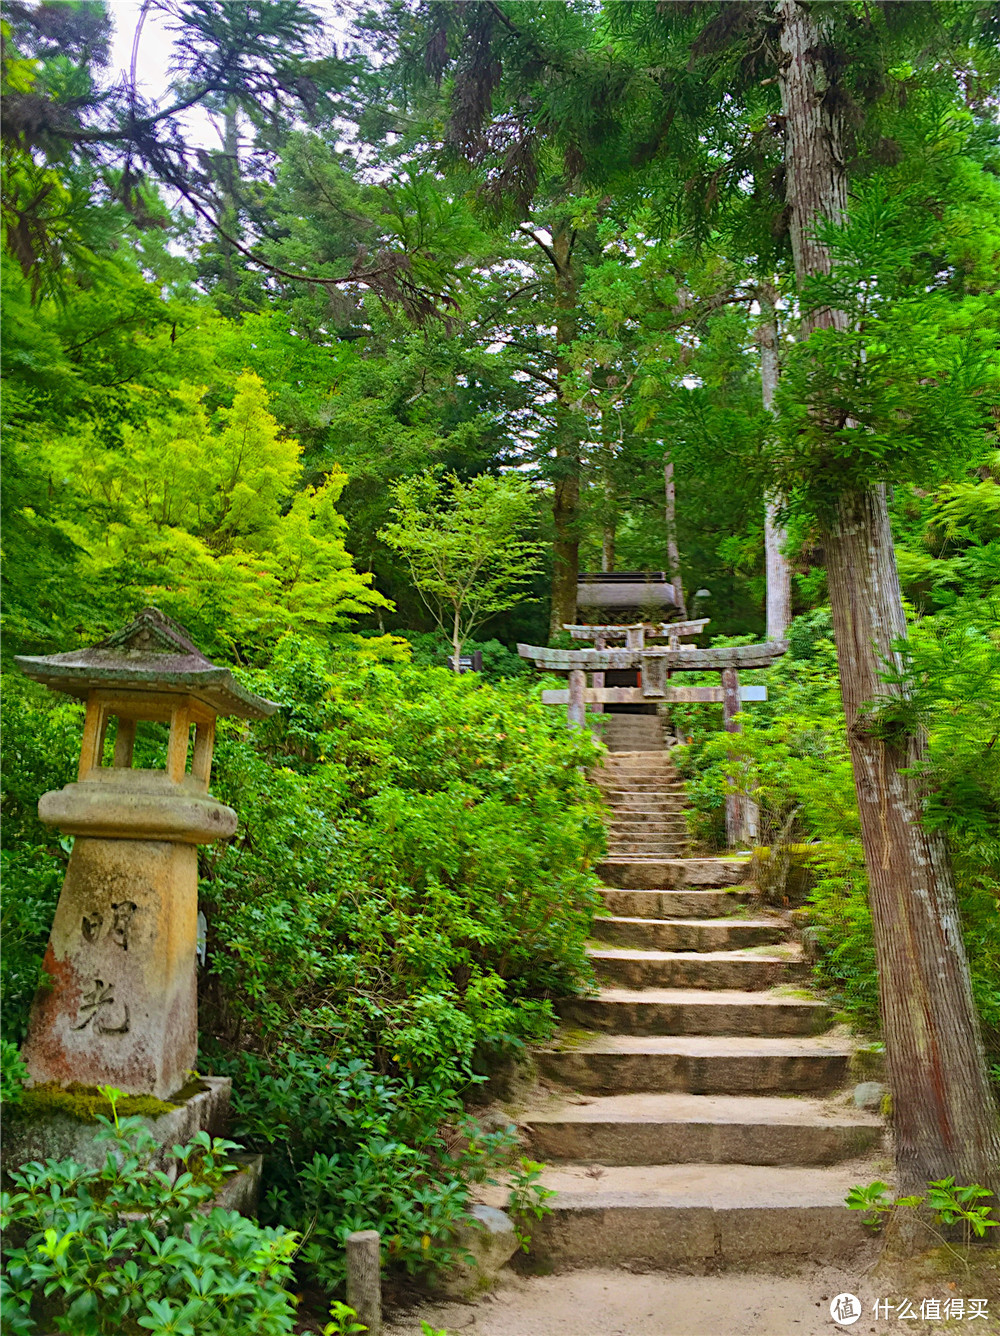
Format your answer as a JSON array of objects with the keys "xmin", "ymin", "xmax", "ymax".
[
  {"xmin": 523, "ymin": 1093, "xmax": 883, "ymax": 1166},
  {"xmin": 608, "ymin": 812, "xmax": 688, "ymax": 822},
  {"xmin": 537, "ymin": 1034, "xmax": 851, "ymax": 1096},
  {"xmin": 590, "ymin": 947, "xmax": 805, "ymax": 992},
  {"xmin": 559, "ymin": 988, "xmax": 832, "ymax": 1037},
  {"xmin": 481, "ymin": 1161, "xmax": 876, "ymax": 1271},
  {"xmin": 591, "ymin": 917, "xmax": 784, "ymax": 953},
  {"xmin": 598, "ymin": 764, "xmax": 677, "ymax": 775},
  {"xmin": 598, "ymin": 857, "xmax": 748, "ymax": 890},
  {"xmin": 607, "ymin": 799, "xmax": 686, "ymax": 809},
  {"xmin": 599, "ymin": 889, "xmax": 750, "ymax": 918},
  {"xmin": 607, "ymin": 845, "xmax": 689, "ymax": 858}
]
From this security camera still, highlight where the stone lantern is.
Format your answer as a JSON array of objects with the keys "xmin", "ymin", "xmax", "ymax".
[{"xmin": 15, "ymin": 608, "xmax": 276, "ymax": 1100}]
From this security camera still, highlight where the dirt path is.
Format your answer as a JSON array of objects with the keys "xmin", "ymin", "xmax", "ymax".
[{"xmin": 384, "ymin": 1265, "xmax": 1000, "ymax": 1336}]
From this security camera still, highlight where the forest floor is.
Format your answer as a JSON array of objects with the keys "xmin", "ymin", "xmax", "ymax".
[{"xmin": 382, "ymin": 1256, "xmax": 1000, "ymax": 1336}]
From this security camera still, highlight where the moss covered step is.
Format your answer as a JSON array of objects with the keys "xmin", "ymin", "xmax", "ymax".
[
  {"xmin": 590, "ymin": 946, "xmax": 806, "ymax": 992},
  {"xmin": 599, "ymin": 889, "xmax": 751, "ymax": 918},
  {"xmin": 590, "ymin": 916, "xmax": 785, "ymax": 953},
  {"xmin": 537, "ymin": 1033, "xmax": 852, "ymax": 1096},
  {"xmin": 522, "ymin": 1092, "xmax": 883, "ymax": 1166},
  {"xmin": 558, "ymin": 987, "xmax": 833, "ymax": 1037},
  {"xmin": 481, "ymin": 1161, "xmax": 877, "ymax": 1271}
]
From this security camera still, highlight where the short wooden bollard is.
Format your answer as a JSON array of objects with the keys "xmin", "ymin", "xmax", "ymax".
[{"xmin": 346, "ymin": 1230, "xmax": 382, "ymax": 1335}]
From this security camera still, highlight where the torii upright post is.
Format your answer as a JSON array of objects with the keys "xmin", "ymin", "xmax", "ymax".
[
  {"xmin": 721, "ymin": 667, "xmax": 746, "ymax": 847},
  {"xmin": 567, "ymin": 669, "xmax": 587, "ymax": 729}
]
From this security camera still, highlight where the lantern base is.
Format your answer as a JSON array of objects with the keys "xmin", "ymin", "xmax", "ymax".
[
  {"xmin": 22, "ymin": 835, "xmax": 199, "ymax": 1099},
  {"xmin": 1, "ymin": 1075, "xmax": 231, "ymax": 1175},
  {"xmin": 39, "ymin": 770, "xmax": 237, "ymax": 844}
]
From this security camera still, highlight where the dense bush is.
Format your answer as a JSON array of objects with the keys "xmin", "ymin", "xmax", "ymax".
[
  {"xmin": 676, "ymin": 612, "xmax": 1000, "ymax": 1060},
  {"xmin": 0, "ymin": 635, "xmax": 605, "ymax": 1286},
  {"xmin": 1, "ymin": 1110, "xmax": 299, "ymax": 1335}
]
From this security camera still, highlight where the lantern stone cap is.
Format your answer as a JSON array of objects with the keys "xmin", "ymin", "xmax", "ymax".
[{"xmin": 15, "ymin": 607, "xmax": 277, "ymax": 721}]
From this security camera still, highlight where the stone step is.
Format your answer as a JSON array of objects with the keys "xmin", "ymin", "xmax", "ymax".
[
  {"xmin": 598, "ymin": 761, "xmax": 677, "ymax": 772},
  {"xmin": 607, "ymin": 844, "xmax": 689, "ymax": 858},
  {"xmin": 590, "ymin": 947, "xmax": 805, "ymax": 991},
  {"xmin": 599, "ymin": 759, "xmax": 675, "ymax": 766},
  {"xmin": 598, "ymin": 857, "xmax": 748, "ymax": 890},
  {"xmin": 591, "ymin": 917, "xmax": 784, "ymax": 953},
  {"xmin": 523, "ymin": 1093, "xmax": 883, "ymax": 1166},
  {"xmin": 608, "ymin": 812, "xmax": 688, "ymax": 822},
  {"xmin": 603, "ymin": 798, "xmax": 687, "ymax": 811},
  {"xmin": 537, "ymin": 1034, "xmax": 852, "ymax": 1096},
  {"xmin": 599, "ymin": 889, "xmax": 751, "ymax": 918},
  {"xmin": 559, "ymin": 988, "xmax": 832, "ymax": 1037},
  {"xmin": 483, "ymin": 1162, "xmax": 876, "ymax": 1270}
]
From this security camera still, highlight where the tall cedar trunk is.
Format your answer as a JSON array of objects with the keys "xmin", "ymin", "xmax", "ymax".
[
  {"xmin": 664, "ymin": 454, "xmax": 686, "ymax": 617},
  {"xmin": 758, "ymin": 282, "xmax": 792, "ymax": 640},
  {"xmin": 549, "ymin": 219, "xmax": 580, "ymax": 637},
  {"xmin": 602, "ymin": 520, "xmax": 616, "ymax": 574},
  {"xmin": 220, "ymin": 101, "xmax": 240, "ymax": 307},
  {"xmin": 601, "ymin": 397, "xmax": 617, "ymax": 572},
  {"xmin": 779, "ymin": 0, "xmax": 1000, "ymax": 1195}
]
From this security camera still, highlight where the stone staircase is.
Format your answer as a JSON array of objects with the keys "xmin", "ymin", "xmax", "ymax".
[
  {"xmin": 598, "ymin": 744, "xmax": 687, "ymax": 862},
  {"xmin": 513, "ymin": 747, "xmax": 884, "ymax": 1273}
]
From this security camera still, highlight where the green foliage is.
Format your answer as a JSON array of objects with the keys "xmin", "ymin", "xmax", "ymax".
[
  {"xmin": 506, "ymin": 1158, "xmax": 557, "ymax": 1254},
  {"xmin": 36, "ymin": 370, "xmax": 388, "ymax": 655},
  {"xmin": 677, "ymin": 614, "xmax": 1000, "ymax": 1050},
  {"xmin": 0, "ymin": 1116, "xmax": 299, "ymax": 1335},
  {"xmin": 1, "ymin": 1040, "xmax": 29, "ymax": 1107},
  {"xmin": 847, "ymin": 1178, "xmax": 999, "ymax": 1247},
  {"xmin": 191, "ymin": 635, "xmax": 603, "ymax": 1286},
  {"xmin": 324, "ymin": 1302, "xmax": 367, "ymax": 1335},
  {"xmin": 381, "ymin": 471, "xmax": 542, "ymax": 663},
  {"xmin": 211, "ymin": 1042, "xmax": 517, "ymax": 1291},
  {"xmin": 0, "ymin": 683, "xmax": 79, "ymax": 1043}
]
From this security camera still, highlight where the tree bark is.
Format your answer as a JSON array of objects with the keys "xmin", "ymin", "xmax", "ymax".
[
  {"xmin": 779, "ymin": 0, "xmax": 1000, "ymax": 1196},
  {"xmin": 664, "ymin": 454, "xmax": 686, "ymax": 617},
  {"xmin": 758, "ymin": 282, "xmax": 792, "ymax": 640},
  {"xmin": 549, "ymin": 218, "xmax": 580, "ymax": 638},
  {"xmin": 825, "ymin": 489, "xmax": 1000, "ymax": 1194}
]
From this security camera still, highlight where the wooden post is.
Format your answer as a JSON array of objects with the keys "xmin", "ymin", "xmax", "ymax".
[
  {"xmin": 190, "ymin": 719, "xmax": 216, "ymax": 791},
  {"xmin": 166, "ymin": 702, "xmax": 191, "ymax": 784},
  {"xmin": 113, "ymin": 717, "xmax": 136, "ymax": 769},
  {"xmin": 77, "ymin": 695, "xmax": 108, "ymax": 780},
  {"xmin": 346, "ymin": 1230, "xmax": 382, "ymax": 1336},
  {"xmin": 567, "ymin": 669, "xmax": 586, "ymax": 729},
  {"xmin": 721, "ymin": 668, "xmax": 745, "ymax": 847}
]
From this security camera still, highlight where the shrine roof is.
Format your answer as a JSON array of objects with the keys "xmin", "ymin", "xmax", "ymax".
[{"xmin": 15, "ymin": 607, "xmax": 277, "ymax": 720}]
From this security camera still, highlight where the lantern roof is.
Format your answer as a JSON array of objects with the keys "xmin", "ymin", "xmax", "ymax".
[{"xmin": 15, "ymin": 608, "xmax": 277, "ymax": 720}]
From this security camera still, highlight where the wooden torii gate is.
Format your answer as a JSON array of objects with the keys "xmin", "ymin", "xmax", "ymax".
[{"xmin": 517, "ymin": 625, "xmax": 788, "ymax": 846}]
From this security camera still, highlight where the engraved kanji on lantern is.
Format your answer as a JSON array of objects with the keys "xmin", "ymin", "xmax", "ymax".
[{"xmin": 15, "ymin": 609, "xmax": 276, "ymax": 1099}]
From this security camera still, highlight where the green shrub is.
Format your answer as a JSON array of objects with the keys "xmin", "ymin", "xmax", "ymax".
[
  {"xmin": 1, "ymin": 1040, "xmax": 29, "ymax": 1106},
  {"xmin": 676, "ymin": 614, "xmax": 1000, "ymax": 1057},
  {"xmin": 191, "ymin": 636, "xmax": 604, "ymax": 1285},
  {"xmin": 0, "ymin": 1112, "xmax": 298, "ymax": 1335},
  {"xmin": 208, "ymin": 1040, "xmax": 516, "ymax": 1291}
]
